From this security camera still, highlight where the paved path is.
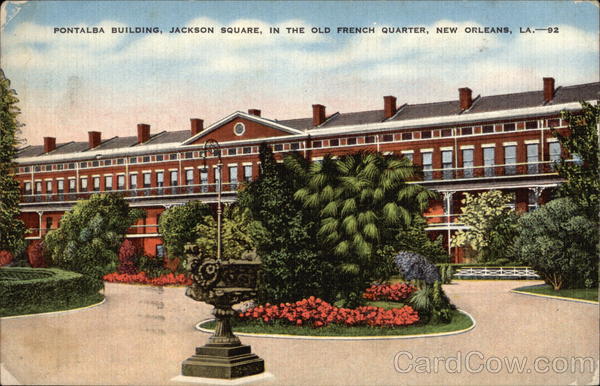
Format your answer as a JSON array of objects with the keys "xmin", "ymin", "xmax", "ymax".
[{"xmin": 1, "ymin": 281, "xmax": 598, "ymax": 385}]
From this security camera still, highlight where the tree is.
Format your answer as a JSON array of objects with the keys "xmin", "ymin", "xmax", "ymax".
[
  {"xmin": 392, "ymin": 216, "xmax": 450, "ymax": 263},
  {"xmin": 44, "ymin": 193, "xmax": 142, "ymax": 280},
  {"xmin": 158, "ymin": 200, "xmax": 211, "ymax": 260},
  {"xmin": 513, "ymin": 197, "xmax": 598, "ymax": 290},
  {"xmin": 294, "ymin": 151, "xmax": 436, "ymax": 305},
  {"xmin": 552, "ymin": 101, "xmax": 600, "ymax": 218},
  {"xmin": 118, "ymin": 239, "xmax": 138, "ymax": 274},
  {"xmin": 450, "ymin": 190, "xmax": 519, "ymax": 263},
  {"xmin": 238, "ymin": 144, "xmax": 331, "ymax": 303},
  {"xmin": 0, "ymin": 70, "xmax": 27, "ymax": 257}
]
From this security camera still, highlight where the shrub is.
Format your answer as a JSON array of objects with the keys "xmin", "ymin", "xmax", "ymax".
[
  {"xmin": 409, "ymin": 281, "xmax": 455, "ymax": 324},
  {"xmin": 394, "ymin": 251, "xmax": 440, "ymax": 284},
  {"xmin": 0, "ymin": 250, "xmax": 13, "ymax": 266},
  {"xmin": 159, "ymin": 201, "xmax": 211, "ymax": 262},
  {"xmin": 27, "ymin": 240, "xmax": 47, "ymax": 268},
  {"xmin": 238, "ymin": 296, "xmax": 419, "ymax": 328},
  {"xmin": 117, "ymin": 240, "xmax": 138, "ymax": 274},
  {"xmin": 439, "ymin": 264, "xmax": 454, "ymax": 284},
  {"xmin": 138, "ymin": 255, "xmax": 170, "ymax": 279},
  {"xmin": 0, "ymin": 267, "xmax": 103, "ymax": 317},
  {"xmin": 513, "ymin": 198, "xmax": 598, "ymax": 290},
  {"xmin": 362, "ymin": 283, "xmax": 416, "ymax": 302}
]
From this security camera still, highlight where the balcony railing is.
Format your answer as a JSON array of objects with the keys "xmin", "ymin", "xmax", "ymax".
[
  {"xmin": 21, "ymin": 182, "xmax": 240, "ymax": 204},
  {"xmin": 417, "ymin": 160, "xmax": 563, "ymax": 182}
]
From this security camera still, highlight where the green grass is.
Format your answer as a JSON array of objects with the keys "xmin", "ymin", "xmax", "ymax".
[
  {"xmin": 0, "ymin": 292, "xmax": 104, "ymax": 317},
  {"xmin": 514, "ymin": 284, "xmax": 598, "ymax": 302},
  {"xmin": 199, "ymin": 309, "xmax": 472, "ymax": 337}
]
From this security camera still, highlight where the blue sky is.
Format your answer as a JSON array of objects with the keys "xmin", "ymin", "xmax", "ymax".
[{"xmin": 1, "ymin": 0, "xmax": 598, "ymax": 145}]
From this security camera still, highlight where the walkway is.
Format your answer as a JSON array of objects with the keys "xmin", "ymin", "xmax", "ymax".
[{"xmin": 1, "ymin": 281, "xmax": 598, "ymax": 385}]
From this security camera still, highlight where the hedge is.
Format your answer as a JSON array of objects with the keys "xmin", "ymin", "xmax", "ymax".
[{"xmin": 0, "ymin": 267, "xmax": 104, "ymax": 317}]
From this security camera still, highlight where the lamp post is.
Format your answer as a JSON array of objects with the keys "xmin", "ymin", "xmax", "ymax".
[{"xmin": 180, "ymin": 138, "xmax": 264, "ymax": 380}]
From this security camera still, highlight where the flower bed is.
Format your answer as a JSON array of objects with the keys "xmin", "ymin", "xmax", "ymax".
[
  {"xmin": 362, "ymin": 283, "xmax": 416, "ymax": 301},
  {"xmin": 238, "ymin": 296, "xmax": 419, "ymax": 328},
  {"xmin": 103, "ymin": 272, "xmax": 192, "ymax": 286}
]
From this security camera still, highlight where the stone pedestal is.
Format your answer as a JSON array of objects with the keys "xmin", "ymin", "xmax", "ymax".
[{"xmin": 182, "ymin": 344, "xmax": 264, "ymax": 379}]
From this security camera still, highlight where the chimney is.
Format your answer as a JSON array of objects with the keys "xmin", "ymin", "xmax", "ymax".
[
  {"xmin": 312, "ymin": 104, "xmax": 326, "ymax": 126},
  {"xmin": 543, "ymin": 77, "xmax": 555, "ymax": 103},
  {"xmin": 137, "ymin": 123, "xmax": 150, "ymax": 144},
  {"xmin": 43, "ymin": 137, "xmax": 56, "ymax": 153},
  {"xmin": 190, "ymin": 118, "xmax": 204, "ymax": 136},
  {"xmin": 248, "ymin": 109, "xmax": 261, "ymax": 117},
  {"xmin": 88, "ymin": 131, "xmax": 101, "ymax": 149},
  {"xmin": 384, "ymin": 96, "xmax": 397, "ymax": 119},
  {"xmin": 459, "ymin": 87, "xmax": 473, "ymax": 110}
]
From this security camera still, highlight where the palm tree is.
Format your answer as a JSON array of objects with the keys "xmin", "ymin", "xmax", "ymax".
[{"xmin": 293, "ymin": 151, "xmax": 436, "ymax": 304}]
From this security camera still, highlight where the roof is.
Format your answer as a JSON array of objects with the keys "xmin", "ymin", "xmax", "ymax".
[{"xmin": 16, "ymin": 80, "xmax": 600, "ymax": 161}]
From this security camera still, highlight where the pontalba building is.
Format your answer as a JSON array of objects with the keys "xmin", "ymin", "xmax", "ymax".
[{"xmin": 14, "ymin": 77, "xmax": 600, "ymax": 261}]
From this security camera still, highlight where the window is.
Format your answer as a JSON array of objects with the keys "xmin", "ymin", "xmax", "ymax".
[
  {"xmin": 80, "ymin": 177, "xmax": 88, "ymax": 191},
  {"xmin": 382, "ymin": 134, "xmax": 393, "ymax": 142},
  {"xmin": 528, "ymin": 190, "xmax": 539, "ymax": 211},
  {"xmin": 483, "ymin": 147, "xmax": 495, "ymax": 177},
  {"xmin": 347, "ymin": 137, "xmax": 357, "ymax": 145},
  {"xmin": 185, "ymin": 152, "xmax": 193, "ymax": 159},
  {"xmin": 169, "ymin": 153, "xmax": 177, "ymax": 160},
  {"xmin": 243, "ymin": 165, "xmax": 252, "ymax": 182},
  {"xmin": 422, "ymin": 152, "xmax": 433, "ymax": 180},
  {"xmin": 313, "ymin": 141, "xmax": 322, "ymax": 148},
  {"xmin": 442, "ymin": 150, "xmax": 453, "ymax": 179},
  {"xmin": 503, "ymin": 123, "xmax": 516, "ymax": 132},
  {"xmin": 104, "ymin": 176, "xmax": 112, "ymax": 191},
  {"xmin": 527, "ymin": 144, "xmax": 539, "ymax": 174},
  {"xmin": 228, "ymin": 148, "xmax": 237, "ymax": 156},
  {"xmin": 35, "ymin": 181, "xmax": 42, "ymax": 195},
  {"xmin": 46, "ymin": 165, "xmax": 52, "ymax": 171},
  {"xmin": 504, "ymin": 145, "xmax": 517, "ymax": 175},
  {"xmin": 441, "ymin": 129, "xmax": 452, "ymax": 137},
  {"xmin": 365, "ymin": 136, "xmax": 375, "ymax": 144},
  {"xmin": 24, "ymin": 166, "xmax": 31, "ymax": 173},
  {"xmin": 401, "ymin": 132, "xmax": 412, "ymax": 141},
  {"xmin": 34, "ymin": 166, "xmax": 41, "ymax": 172},
  {"xmin": 525, "ymin": 121, "xmax": 538, "ymax": 130},
  {"xmin": 462, "ymin": 149, "xmax": 474, "ymax": 178},
  {"xmin": 93, "ymin": 177, "xmax": 100, "ymax": 191},
  {"xmin": 421, "ymin": 131, "xmax": 431, "ymax": 139},
  {"xmin": 233, "ymin": 122, "xmax": 245, "ymax": 136},
  {"xmin": 274, "ymin": 144, "xmax": 283, "ymax": 151},
  {"xmin": 403, "ymin": 153, "xmax": 413, "ymax": 163},
  {"xmin": 56, "ymin": 180, "xmax": 64, "ymax": 193},
  {"xmin": 143, "ymin": 156, "xmax": 150, "ymax": 163},
  {"xmin": 461, "ymin": 127, "xmax": 472, "ymax": 135},
  {"xmin": 130, "ymin": 174, "xmax": 137, "ymax": 190},
  {"xmin": 229, "ymin": 166, "xmax": 238, "ymax": 190},
  {"xmin": 156, "ymin": 154, "xmax": 163, "ymax": 161},
  {"xmin": 92, "ymin": 160, "xmax": 99, "ymax": 167},
  {"xmin": 186, "ymin": 169, "xmax": 194, "ymax": 185},
  {"xmin": 46, "ymin": 217, "xmax": 53, "ymax": 231},
  {"xmin": 68, "ymin": 179, "xmax": 76, "ymax": 192},
  {"xmin": 24, "ymin": 181, "xmax": 31, "ymax": 194},
  {"xmin": 156, "ymin": 172, "xmax": 164, "ymax": 187},
  {"xmin": 57, "ymin": 164, "xmax": 64, "ymax": 170},
  {"xmin": 45, "ymin": 180, "xmax": 53, "ymax": 194},
  {"xmin": 329, "ymin": 139, "xmax": 339, "ymax": 147},
  {"xmin": 200, "ymin": 170, "xmax": 208, "ymax": 192},
  {"xmin": 243, "ymin": 147, "xmax": 252, "ymax": 154},
  {"xmin": 104, "ymin": 159, "xmax": 111, "ymax": 166},
  {"xmin": 547, "ymin": 118, "xmax": 560, "ymax": 128},
  {"xmin": 129, "ymin": 157, "xmax": 137, "ymax": 164},
  {"xmin": 143, "ymin": 173, "xmax": 151, "ymax": 188},
  {"xmin": 170, "ymin": 171, "xmax": 178, "ymax": 186},
  {"xmin": 117, "ymin": 158, "xmax": 125, "ymax": 165},
  {"xmin": 117, "ymin": 175, "xmax": 125, "ymax": 190},
  {"xmin": 482, "ymin": 125, "xmax": 494, "ymax": 134},
  {"xmin": 290, "ymin": 142, "xmax": 300, "ymax": 150},
  {"xmin": 549, "ymin": 142, "xmax": 561, "ymax": 170},
  {"xmin": 156, "ymin": 244, "xmax": 165, "ymax": 258}
]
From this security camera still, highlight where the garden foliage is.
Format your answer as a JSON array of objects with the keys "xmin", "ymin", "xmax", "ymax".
[
  {"xmin": 450, "ymin": 190, "xmax": 519, "ymax": 262},
  {"xmin": 362, "ymin": 283, "xmax": 416, "ymax": 302},
  {"xmin": 394, "ymin": 251, "xmax": 441, "ymax": 284},
  {"xmin": 513, "ymin": 197, "xmax": 598, "ymax": 290},
  {"xmin": 44, "ymin": 194, "xmax": 142, "ymax": 281},
  {"xmin": 117, "ymin": 239, "xmax": 138, "ymax": 274},
  {"xmin": 158, "ymin": 200, "xmax": 211, "ymax": 261},
  {"xmin": 27, "ymin": 240, "xmax": 47, "ymax": 268},
  {"xmin": 0, "ymin": 70, "xmax": 27, "ymax": 258}
]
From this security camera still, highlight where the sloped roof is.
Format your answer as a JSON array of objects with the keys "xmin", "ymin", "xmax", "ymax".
[
  {"xmin": 552, "ymin": 82, "xmax": 600, "ymax": 104},
  {"xmin": 319, "ymin": 109, "xmax": 386, "ymax": 128},
  {"xmin": 392, "ymin": 100, "xmax": 461, "ymax": 120}
]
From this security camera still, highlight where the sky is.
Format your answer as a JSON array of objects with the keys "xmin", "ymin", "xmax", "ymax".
[{"xmin": 1, "ymin": 0, "xmax": 598, "ymax": 146}]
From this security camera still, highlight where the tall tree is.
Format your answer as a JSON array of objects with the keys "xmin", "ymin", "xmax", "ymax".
[
  {"xmin": 294, "ymin": 151, "xmax": 435, "ymax": 305},
  {"xmin": 0, "ymin": 70, "xmax": 27, "ymax": 257},
  {"xmin": 552, "ymin": 101, "xmax": 600, "ymax": 218}
]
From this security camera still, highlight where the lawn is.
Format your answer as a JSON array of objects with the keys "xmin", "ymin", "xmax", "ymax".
[
  {"xmin": 198, "ymin": 309, "xmax": 473, "ymax": 337},
  {"xmin": 514, "ymin": 284, "xmax": 598, "ymax": 302}
]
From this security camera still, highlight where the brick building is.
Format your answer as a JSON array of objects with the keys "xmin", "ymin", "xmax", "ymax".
[{"xmin": 14, "ymin": 77, "xmax": 600, "ymax": 261}]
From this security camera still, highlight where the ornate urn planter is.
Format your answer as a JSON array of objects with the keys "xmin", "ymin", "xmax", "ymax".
[{"xmin": 181, "ymin": 244, "xmax": 264, "ymax": 379}]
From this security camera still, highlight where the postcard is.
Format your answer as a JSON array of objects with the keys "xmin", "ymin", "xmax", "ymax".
[{"xmin": 1, "ymin": 1, "xmax": 598, "ymax": 385}]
